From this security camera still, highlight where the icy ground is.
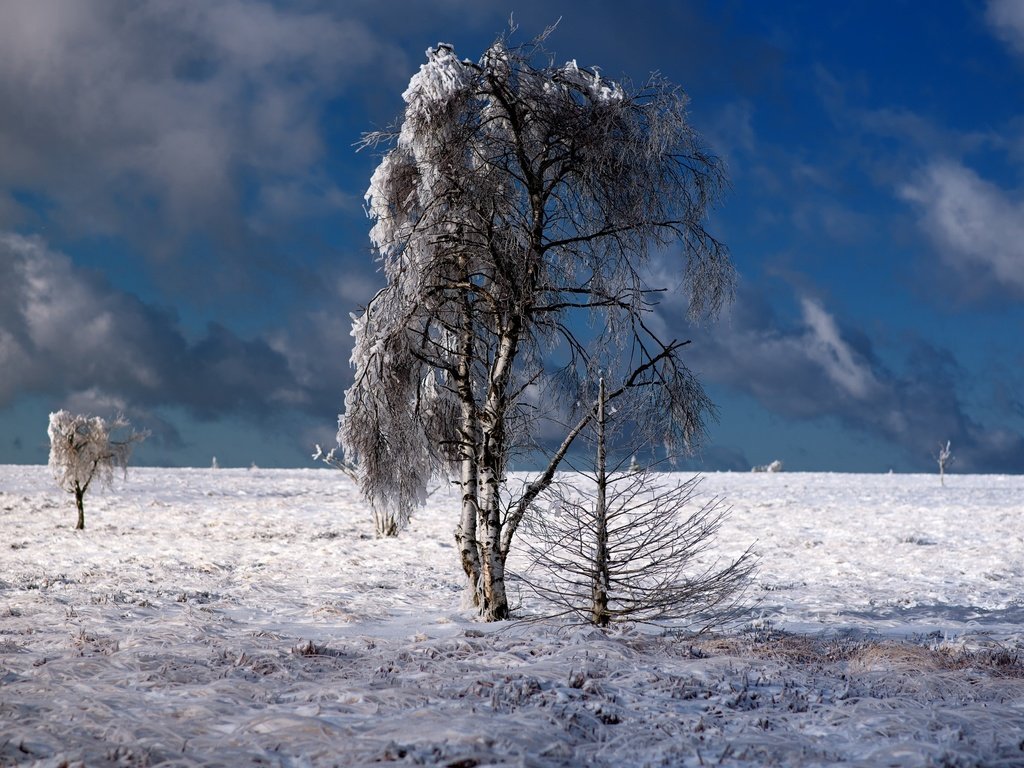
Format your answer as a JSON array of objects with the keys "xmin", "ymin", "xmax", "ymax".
[{"xmin": 1, "ymin": 466, "xmax": 1022, "ymax": 767}]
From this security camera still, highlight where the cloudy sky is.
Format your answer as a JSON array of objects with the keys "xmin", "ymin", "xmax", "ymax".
[{"xmin": 1, "ymin": 0, "xmax": 1022, "ymax": 472}]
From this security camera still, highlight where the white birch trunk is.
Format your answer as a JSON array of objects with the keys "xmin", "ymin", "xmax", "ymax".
[
  {"xmin": 454, "ymin": 278, "xmax": 484, "ymax": 601},
  {"xmin": 475, "ymin": 323, "xmax": 520, "ymax": 620},
  {"xmin": 592, "ymin": 377, "xmax": 610, "ymax": 626}
]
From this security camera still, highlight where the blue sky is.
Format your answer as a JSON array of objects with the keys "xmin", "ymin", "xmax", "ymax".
[{"xmin": 1, "ymin": 0, "xmax": 1022, "ymax": 472}]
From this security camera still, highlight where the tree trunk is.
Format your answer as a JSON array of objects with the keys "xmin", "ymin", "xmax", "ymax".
[
  {"xmin": 592, "ymin": 377, "xmax": 610, "ymax": 627},
  {"xmin": 478, "ymin": 432, "xmax": 509, "ymax": 621},
  {"xmin": 456, "ymin": 436, "xmax": 482, "ymax": 601},
  {"xmin": 453, "ymin": 266, "xmax": 484, "ymax": 603},
  {"xmin": 74, "ymin": 485, "xmax": 85, "ymax": 530},
  {"xmin": 474, "ymin": 319, "xmax": 523, "ymax": 621}
]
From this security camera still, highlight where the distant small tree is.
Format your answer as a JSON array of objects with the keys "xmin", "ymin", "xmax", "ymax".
[
  {"xmin": 936, "ymin": 440, "xmax": 953, "ymax": 486},
  {"xmin": 47, "ymin": 411, "xmax": 147, "ymax": 530},
  {"xmin": 519, "ymin": 379, "xmax": 756, "ymax": 627}
]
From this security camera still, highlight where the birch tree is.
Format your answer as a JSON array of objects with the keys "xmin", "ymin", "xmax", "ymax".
[
  {"xmin": 47, "ymin": 410, "xmax": 147, "ymax": 530},
  {"xmin": 340, "ymin": 29, "xmax": 734, "ymax": 620}
]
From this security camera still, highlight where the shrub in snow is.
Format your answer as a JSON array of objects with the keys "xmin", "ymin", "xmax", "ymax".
[
  {"xmin": 47, "ymin": 410, "xmax": 147, "ymax": 530},
  {"xmin": 521, "ymin": 379, "xmax": 755, "ymax": 627},
  {"xmin": 339, "ymin": 27, "xmax": 733, "ymax": 620},
  {"xmin": 752, "ymin": 460, "xmax": 784, "ymax": 473},
  {"xmin": 525, "ymin": 473, "xmax": 756, "ymax": 627},
  {"xmin": 312, "ymin": 443, "xmax": 357, "ymax": 481}
]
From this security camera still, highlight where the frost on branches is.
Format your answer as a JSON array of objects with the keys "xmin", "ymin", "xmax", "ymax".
[
  {"xmin": 47, "ymin": 410, "xmax": 147, "ymax": 530},
  {"xmin": 340, "ymin": 29, "xmax": 734, "ymax": 620},
  {"xmin": 936, "ymin": 440, "xmax": 953, "ymax": 486}
]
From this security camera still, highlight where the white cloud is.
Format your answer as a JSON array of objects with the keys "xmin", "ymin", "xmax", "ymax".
[
  {"xmin": 0, "ymin": 0, "xmax": 399, "ymax": 240},
  {"xmin": 669, "ymin": 284, "xmax": 1023, "ymax": 471},
  {"xmin": 799, "ymin": 298, "xmax": 879, "ymax": 399},
  {"xmin": 987, "ymin": 0, "xmax": 1024, "ymax": 56},
  {"xmin": 900, "ymin": 161, "xmax": 1024, "ymax": 295}
]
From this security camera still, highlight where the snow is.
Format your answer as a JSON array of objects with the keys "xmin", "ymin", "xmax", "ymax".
[
  {"xmin": 1, "ymin": 466, "xmax": 1022, "ymax": 766},
  {"xmin": 401, "ymin": 44, "xmax": 472, "ymax": 121}
]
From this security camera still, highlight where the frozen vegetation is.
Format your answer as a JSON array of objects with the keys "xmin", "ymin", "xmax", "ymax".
[
  {"xmin": 1, "ymin": 466, "xmax": 1023, "ymax": 766},
  {"xmin": 344, "ymin": 34, "xmax": 733, "ymax": 618}
]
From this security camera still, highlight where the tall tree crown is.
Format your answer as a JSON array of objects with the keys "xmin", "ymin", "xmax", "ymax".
[{"xmin": 341, "ymin": 32, "xmax": 733, "ymax": 518}]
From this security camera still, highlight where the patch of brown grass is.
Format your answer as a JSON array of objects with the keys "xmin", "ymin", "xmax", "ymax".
[{"xmin": 688, "ymin": 629, "xmax": 1024, "ymax": 679}]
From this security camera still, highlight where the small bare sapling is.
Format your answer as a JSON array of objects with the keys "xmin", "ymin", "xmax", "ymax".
[
  {"xmin": 936, "ymin": 440, "xmax": 953, "ymax": 486},
  {"xmin": 519, "ymin": 379, "xmax": 756, "ymax": 628}
]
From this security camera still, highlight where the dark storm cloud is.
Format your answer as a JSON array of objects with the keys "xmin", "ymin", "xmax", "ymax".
[
  {"xmin": 668, "ymin": 285, "xmax": 1024, "ymax": 473},
  {"xmin": 0, "ymin": 0, "xmax": 402, "ymax": 284},
  {"xmin": 0, "ymin": 234, "xmax": 345, "ymax": 430}
]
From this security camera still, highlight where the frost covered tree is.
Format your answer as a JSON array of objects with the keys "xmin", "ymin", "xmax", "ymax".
[
  {"xmin": 47, "ymin": 410, "xmax": 147, "ymax": 530},
  {"xmin": 340, "ymin": 29, "xmax": 733, "ymax": 620},
  {"xmin": 936, "ymin": 440, "xmax": 953, "ymax": 486}
]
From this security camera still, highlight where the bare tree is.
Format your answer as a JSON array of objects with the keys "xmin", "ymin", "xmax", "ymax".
[
  {"xmin": 47, "ymin": 410, "xmax": 147, "ymax": 530},
  {"xmin": 339, "ymin": 28, "xmax": 734, "ymax": 620},
  {"xmin": 518, "ymin": 379, "xmax": 755, "ymax": 627},
  {"xmin": 936, "ymin": 440, "xmax": 953, "ymax": 486}
]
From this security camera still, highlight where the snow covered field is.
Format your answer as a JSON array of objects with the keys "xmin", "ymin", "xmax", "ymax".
[{"xmin": 1, "ymin": 466, "xmax": 1022, "ymax": 766}]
